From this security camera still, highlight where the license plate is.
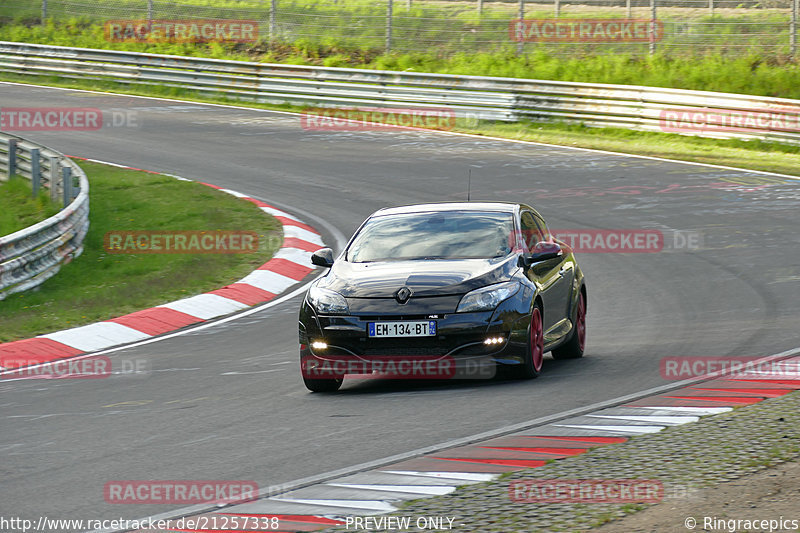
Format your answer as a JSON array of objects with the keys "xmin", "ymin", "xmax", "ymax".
[{"xmin": 368, "ymin": 321, "xmax": 437, "ymax": 338}]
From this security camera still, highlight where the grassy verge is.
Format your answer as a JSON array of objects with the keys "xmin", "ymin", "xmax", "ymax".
[
  {"xmin": 1, "ymin": 0, "xmax": 796, "ymax": 59},
  {"xmin": 0, "ymin": 176, "xmax": 62, "ymax": 236},
  {"xmin": 1, "ymin": 71, "xmax": 798, "ymax": 177},
  {"xmin": 462, "ymin": 121, "xmax": 800, "ymax": 177},
  {"xmin": 0, "ymin": 20, "xmax": 798, "ymax": 98},
  {"xmin": 365, "ymin": 51, "xmax": 800, "ymax": 99},
  {"xmin": 0, "ymin": 160, "xmax": 282, "ymax": 343}
]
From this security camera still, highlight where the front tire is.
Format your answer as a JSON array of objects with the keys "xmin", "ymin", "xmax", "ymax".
[
  {"xmin": 552, "ymin": 290, "xmax": 586, "ymax": 360},
  {"xmin": 516, "ymin": 304, "xmax": 544, "ymax": 379},
  {"xmin": 303, "ymin": 376, "xmax": 343, "ymax": 392}
]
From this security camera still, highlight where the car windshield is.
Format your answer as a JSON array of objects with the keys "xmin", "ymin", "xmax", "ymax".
[{"xmin": 347, "ymin": 210, "xmax": 515, "ymax": 262}]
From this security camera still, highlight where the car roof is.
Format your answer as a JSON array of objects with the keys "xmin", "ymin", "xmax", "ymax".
[{"xmin": 373, "ymin": 202, "xmax": 521, "ymax": 217}]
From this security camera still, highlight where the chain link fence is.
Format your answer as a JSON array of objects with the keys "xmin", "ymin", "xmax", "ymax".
[{"xmin": 0, "ymin": 0, "xmax": 797, "ymax": 56}]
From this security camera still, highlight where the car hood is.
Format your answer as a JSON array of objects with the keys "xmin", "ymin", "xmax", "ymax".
[{"xmin": 318, "ymin": 256, "xmax": 518, "ymax": 298}]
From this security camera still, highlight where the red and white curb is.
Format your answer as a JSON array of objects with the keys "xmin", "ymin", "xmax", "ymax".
[
  {"xmin": 0, "ymin": 158, "xmax": 324, "ymax": 371},
  {"xmin": 123, "ymin": 359, "xmax": 800, "ymax": 533}
]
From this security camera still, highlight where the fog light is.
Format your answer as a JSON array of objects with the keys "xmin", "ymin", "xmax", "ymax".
[
  {"xmin": 311, "ymin": 341, "xmax": 328, "ymax": 350},
  {"xmin": 483, "ymin": 336, "xmax": 505, "ymax": 345}
]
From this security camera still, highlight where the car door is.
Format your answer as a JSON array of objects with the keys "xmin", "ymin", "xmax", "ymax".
[
  {"xmin": 537, "ymin": 214, "xmax": 575, "ymax": 334},
  {"xmin": 520, "ymin": 211, "xmax": 573, "ymax": 338}
]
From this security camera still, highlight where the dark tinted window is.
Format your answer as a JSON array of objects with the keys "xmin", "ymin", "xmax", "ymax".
[
  {"xmin": 519, "ymin": 211, "xmax": 543, "ymax": 251},
  {"xmin": 348, "ymin": 211, "xmax": 515, "ymax": 262},
  {"xmin": 534, "ymin": 214, "xmax": 549, "ymax": 237}
]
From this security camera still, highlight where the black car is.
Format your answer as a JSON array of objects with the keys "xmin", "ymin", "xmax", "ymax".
[{"xmin": 298, "ymin": 202, "xmax": 586, "ymax": 392}]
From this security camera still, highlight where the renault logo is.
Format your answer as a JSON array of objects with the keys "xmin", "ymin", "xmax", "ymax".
[{"xmin": 395, "ymin": 287, "xmax": 412, "ymax": 304}]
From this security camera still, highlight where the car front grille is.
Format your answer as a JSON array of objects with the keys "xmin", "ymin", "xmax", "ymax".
[{"xmin": 362, "ymin": 346, "xmax": 449, "ymax": 357}]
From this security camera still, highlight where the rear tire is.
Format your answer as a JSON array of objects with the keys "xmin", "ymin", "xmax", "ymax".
[
  {"xmin": 303, "ymin": 377, "xmax": 343, "ymax": 392},
  {"xmin": 552, "ymin": 290, "xmax": 586, "ymax": 360},
  {"xmin": 516, "ymin": 304, "xmax": 544, "ymax": 379}
]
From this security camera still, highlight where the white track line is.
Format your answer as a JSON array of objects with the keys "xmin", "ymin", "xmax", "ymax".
[
  {"xmin": 553, "ymin": 424, "xmax": 667, "ymax": 434},
  {"xmin": 325, "ymin": 483, "xmax": 457, "ymax": 496},
  {"xmin": 586, "ymin": 414, "xmax": 699, "ymax": 424}
]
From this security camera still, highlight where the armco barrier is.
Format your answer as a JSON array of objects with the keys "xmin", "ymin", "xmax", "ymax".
[
  {"xmin": 0, "ymin": 132, "xmax": 89, "ymax": 300},
  {"xmin": 1, "ymin": 41, "xmax": 800, "ymax": 145}
]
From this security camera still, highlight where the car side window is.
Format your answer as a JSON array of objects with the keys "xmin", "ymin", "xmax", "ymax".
[
  {"xmin": 533, "ymin": 214, "xmax": 550, "ymax": 242},
  {"xmin": 519, "ymin": 211, "xmax": 542, "ymax": 252}
]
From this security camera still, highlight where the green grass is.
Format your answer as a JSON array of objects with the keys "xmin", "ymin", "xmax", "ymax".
[
  {"xmin": 0, "ymin": 161, "xmax": 282, "ymax": 343},
  {"xmin": 1, "ymin": 0, "xmax": 795, "ymax": 57},
  {"xmin": 0, "ymin": 176, "xmax": 62, "ymax": 236},
  {"xmin": 368, "ymin": 51, "xmax": 800, "ymax": 99},
  {"xmin": 0, "ymin": 18, "xmax": 798, "ymax": 99}
]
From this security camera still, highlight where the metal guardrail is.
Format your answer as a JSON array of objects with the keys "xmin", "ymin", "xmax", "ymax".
[
  {"xmin": 1, "ymin": 41, "xmax": 799, "ymax": 144},
  {"xmin": 2, "ymin": 41, "xmax": 800, "ymax": 144},
  {"xmin": 0, "ymin": 132, "xmax": 89, "ymax": 300}
]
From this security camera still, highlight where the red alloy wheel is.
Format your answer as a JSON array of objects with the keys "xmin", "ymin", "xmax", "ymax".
[
  {"xmin": 576, "ymin": 292, "xmax": 586, "ymax": 352},
  {"xmin": 531, "ymin": 307, "xmax": 544, "ymax": 372}
]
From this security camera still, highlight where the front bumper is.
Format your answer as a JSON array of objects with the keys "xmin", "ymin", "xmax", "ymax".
[{"xmin": 299, "ymin": 299, "xmax": 532, "ymax": 379}]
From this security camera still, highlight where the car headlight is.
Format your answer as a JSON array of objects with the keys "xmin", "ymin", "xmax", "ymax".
[
  {"xmin": 307, "ymin": 286, "xmax": 349, "ymax": 315},
  {"xmin": 456, "ymin": 281, "xmax": 520, "ymax": 313}
]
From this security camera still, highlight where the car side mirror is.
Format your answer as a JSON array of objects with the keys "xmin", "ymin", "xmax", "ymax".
[
  {"xmin": 310, "ymin": 248, "xmax": 335, "ymax": 268},
  {"xmin": 519, "ymin": 242, "xmax": 562, "ymax": 267}
]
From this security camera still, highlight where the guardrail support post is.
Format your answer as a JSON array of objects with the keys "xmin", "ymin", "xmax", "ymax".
[
  {"xmin": 42, "ymin": 0, "xmax": 47, "ymax": 22},
  {"xmin": 709, "ymin": 0, "xmax": 714, "ymax": 15},
  {"xmin": 478, "ymin": 0, "xmax": 483, "ymax": 15},
  {"xmin": 49, "ymin": 157, "xmax": 59, "ymax": 203},
  {"xmin": 555, "ymin": 0, "xmax": 561, "ymax": 18},
  {"xmin": 649, "ymin": 0, "xmax": 657, "ymax": 55},
  {"xmin": 62, "ymin": 167, "xmax": 72, "ymax": 207},
  {"xmin": 31, "ymin": 148, "xmax": 41, "ymax": 198},
  {"xmin": 0, "ymin": 135, "xmax": 89, "ymax": 299},
  {"xmin": 7, "ymin": 139, "xmax": 17, "ymax": 178},
  {"xmin": 626, "ymin": 0, "xmax": 631, "ymax": 18}
]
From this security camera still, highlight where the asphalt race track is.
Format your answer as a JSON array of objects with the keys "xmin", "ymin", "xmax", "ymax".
[{"xmin": 2, "ymin": 82, "xmax": 800, "ymax": 526}]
